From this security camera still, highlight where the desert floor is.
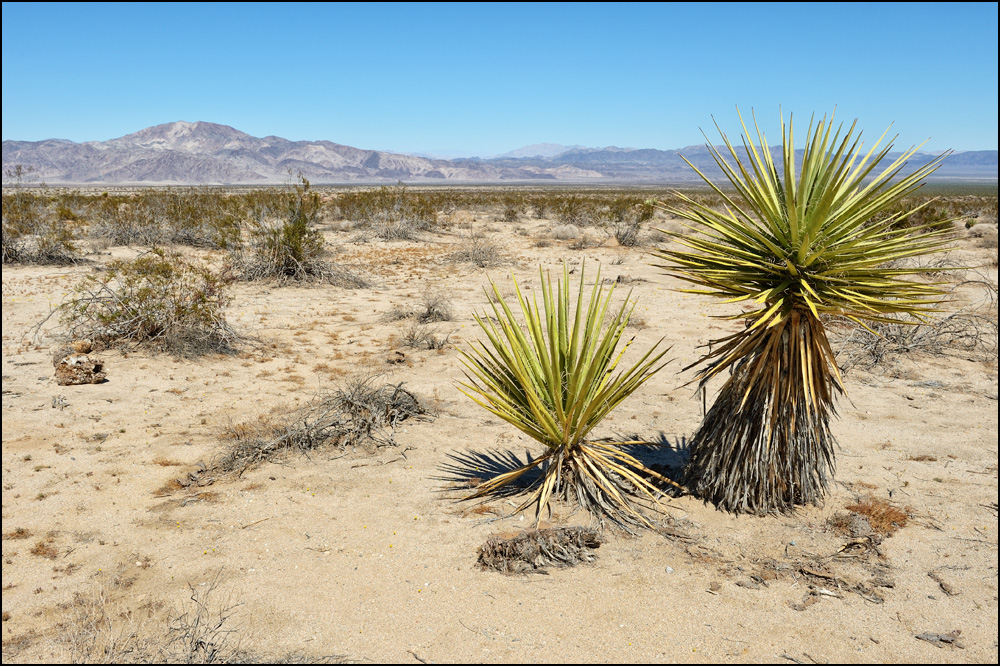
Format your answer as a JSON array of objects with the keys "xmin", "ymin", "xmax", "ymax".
[{"xmin": 2, "ymin": 209, "xmax": 998, "ymax": 663}]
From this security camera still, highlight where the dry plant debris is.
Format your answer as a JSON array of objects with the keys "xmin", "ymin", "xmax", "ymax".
[
  {"xmin": 915, "ymin": 630, "xmax": 965, "ymax": 649},
  {"xmin": 216, "ymin": 376, "xmax": 424, "ymax": 475},
  {"xmin": 843, "ymin": 495, "xmax": 910, "ymax": 536},
  {"xmin": 477, "ymin": 527, "xmax": 602, "ymax": 574}
]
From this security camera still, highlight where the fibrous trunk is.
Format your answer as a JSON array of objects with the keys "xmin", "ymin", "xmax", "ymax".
[{"xmin": 685, "ymin": 309, "xmax": 841, "ymax": 514}]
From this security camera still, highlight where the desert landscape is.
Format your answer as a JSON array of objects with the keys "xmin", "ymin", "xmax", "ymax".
[{"xmin": 2, "ymin": 183, "xmax": 998, "ymax": 664}]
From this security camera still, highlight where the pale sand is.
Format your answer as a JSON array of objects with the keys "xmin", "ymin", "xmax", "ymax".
[{"xmin": 2, "ymin": 213, "xmax": 997, "ymax": 663}]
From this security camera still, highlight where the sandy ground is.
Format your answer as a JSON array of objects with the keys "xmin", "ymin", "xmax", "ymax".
[{"xmin": 2, "ymin": 211, "xmax": 998, "ymax": 663}]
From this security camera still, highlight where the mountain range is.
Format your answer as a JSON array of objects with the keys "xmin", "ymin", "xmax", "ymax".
[{"xmin": 3, "ymin": 121, "xmax": 996, "ymax": 185}]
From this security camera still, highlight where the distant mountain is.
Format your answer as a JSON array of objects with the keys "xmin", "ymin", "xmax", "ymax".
[
  {"xmin": 2, "ymin": 121, "xmax": 996, "ymax": 185},
  {"xmin": 497, "ymin": 143, "xmax": 586, "ymax": 159},
  {"xmin": 1, "ymin": 121, "xmax": 575, "ymax": 185}
]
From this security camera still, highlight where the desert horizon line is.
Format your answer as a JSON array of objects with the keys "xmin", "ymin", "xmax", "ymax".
[{"xmin": 3, "ymin": 119, "xmax": 997, "ymax": 159}]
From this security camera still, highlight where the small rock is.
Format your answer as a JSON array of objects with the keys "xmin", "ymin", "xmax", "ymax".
[
  {"xmin": 72, "ymin": 339, "xmax": 94, "ymax": 354},
  {"xmin": 51, "ymin": 340, "xmax": 95, "ymax": 366},
  {"xmin": 848, "ymin": 514, "xmax": 873, "ymax": 537},
  {"xmin": 55, "ymin": 354, "xmax": 106, "ymax": 386}
]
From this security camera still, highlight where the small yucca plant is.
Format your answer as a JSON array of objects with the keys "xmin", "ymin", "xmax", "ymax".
[
  {"xmin": 458, "ymin": 261, "xmax": 676, "ymax": 529},
  {"xmin": 652, "ymin": 110, "xmax": 954, "ymax": 514}
]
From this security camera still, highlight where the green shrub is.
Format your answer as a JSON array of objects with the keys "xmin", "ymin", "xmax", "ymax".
[
  {"xmin": 228, "ymin": 177, "xmax": 367, "ymax": 287},
  {"xmin": 89, "ymin": 194, "xmax": 166, "ymax": 246},
  {"xmin": 338, "ymin": 183, "xmax": 437, "ymax": 241},
  {"xmin": 2, "ymin": 166, "xmax": 80, "ymax": 264}
]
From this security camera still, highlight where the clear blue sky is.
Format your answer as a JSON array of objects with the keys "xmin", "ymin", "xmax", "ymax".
[{"xmin": 2, "ymin": 2, "xmax": 997, "ymax": 156}]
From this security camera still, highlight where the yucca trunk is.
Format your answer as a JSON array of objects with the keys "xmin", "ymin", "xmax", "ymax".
[{"xmin": 685, "ymin": 309, "xmax": 841, "ymax": 514}]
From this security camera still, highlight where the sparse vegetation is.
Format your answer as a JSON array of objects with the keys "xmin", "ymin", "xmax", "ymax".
[
  {"xmin": 2, "ymin": 165, "xmax": 80, "ymax": 264},
  {"xmin": 228, "ymin": 176, "xmax": 367, "ymax": 287},
  {"xmin": 831, "ymin": 275, "xmax": 998, "ymax": 370},
  {"xmin": 1, "ymin": 178, "xmax": 996, "ymax": 663},
  {"xmin": 338, "ymin": 183, "xmax": 438, "ymax": 241},
  {"xmin": 449, "ymin": 229, "xmax": 505, "ymax": 267}
]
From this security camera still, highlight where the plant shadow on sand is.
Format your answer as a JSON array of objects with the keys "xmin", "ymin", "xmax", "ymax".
[{"xmin": 437, "ymin": 434, "xmax": 692, "ymax": 506}]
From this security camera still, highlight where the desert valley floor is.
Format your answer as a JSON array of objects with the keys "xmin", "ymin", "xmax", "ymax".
[{"xmin": 2, "ymin": 201, "xmax": 998, "ymax": 663}]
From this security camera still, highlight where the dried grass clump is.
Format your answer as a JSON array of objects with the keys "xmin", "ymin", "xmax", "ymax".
[
  {"xmin": 831, "ymin": 277, "xmax": 998, "ymax": 371},
  {"xmin": 2, "ymin": 527, "xmax": 31, "ymax": 540},
  {"xmin": 551, "ymin": 224, "xmax": 581, "ymax": 240},
  {"xmin": 844, "ymin": 495, "xmax": 910, "ymax": 536},
  {"xmin": 477, "ymin": 527, "xmax": 602, "ymax": 574},
  {"xmin": 217, "ymin": 376, "xmax": 424, "ymax": 474},
  {"xmin": 398, "ymin": 323, "xmax": 449, "ymax": 350}
]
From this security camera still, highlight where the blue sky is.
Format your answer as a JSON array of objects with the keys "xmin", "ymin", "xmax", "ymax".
[{"xmin": 2, "ymin": 2, "xmax": 997, "ymax": 156}]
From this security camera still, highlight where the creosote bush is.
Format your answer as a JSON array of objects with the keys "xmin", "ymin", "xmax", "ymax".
[
  {"xmin": 56, "ymin": 248, "xmax": 240, "ymax": 356},
  {"xmin": 89, "ymin": 194, "xmax": 165, "ymax": 247},
  {"xmin": 228, "ymin": 176, "xmax": 366, "ymax": 287},
  {"xmin": 2, "ymin": 166, "xmax": 80, "ymax": 264},
  {"xmin": 337, "ymin": 183, "xmax": 438, "ymax": 241}
]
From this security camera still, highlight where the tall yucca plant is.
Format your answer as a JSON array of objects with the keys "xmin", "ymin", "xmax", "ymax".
[
  {"xmin": 458, "ymin": 261, "xmax": 676, "ymax": 529},
  {"xmin": 652, "ymin": 110, "xmax": 953, "ymax": 514}
]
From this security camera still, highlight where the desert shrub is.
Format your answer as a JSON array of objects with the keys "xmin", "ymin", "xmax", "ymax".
[
  {"xmin": 338, "ymin": 184, "xmax": 437, "ymax": 241},
  {"xmin": 2, "ymin": 166, "xmax": 80, "ymax": 264},
  {"xmin": 89, "ymin": 194, "xmax": 165, "ymax": 246},
  {"xmin": 529, "ymin": 196, "xmax": 548, "ymax": 219},
  {"xmin": 604, "ymin": 196, "xmax": 654, "ymax": 247},
  {"xmin": 497, "ymin": 192, "xmax": 525, "ymax": 223},
  {"xmin": 228, "ymin": 178, "xmax": 367, "ymax": 287},
  {"xmin": 553, "ymin": 195, "xmax": 593, "ymax": 226},
  {"xmin": 55, "ymin": 249, "xmax": 240, "ymax": 356},
  {"xmin": 450, "ymin": 230, "xmax": 505, "ymax": 267},
  {"xmin": 417, "ymin": 288, "xmax": 453, "ymax": 323},
  {"xmin": 551, "ymin": 224, "xmax": 581, "ymax": 240},
  {"xmin": 153, "ymin": 189, "xmax": 241, "ymax": 249}
]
